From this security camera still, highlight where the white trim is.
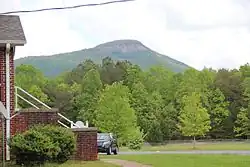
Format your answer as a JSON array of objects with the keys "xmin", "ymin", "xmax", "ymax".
[
  {"xmin": 5, "ymin": 43, "xmax": 11, "ymax": 161},
  {"xmin": 0, "ymin": 40, "xmax": 26, "ymax": 46}
]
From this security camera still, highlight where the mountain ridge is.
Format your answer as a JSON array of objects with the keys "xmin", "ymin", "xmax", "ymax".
[{"xmin": 15, "ymin": 39, "xmax": 191, "ymax": 76}]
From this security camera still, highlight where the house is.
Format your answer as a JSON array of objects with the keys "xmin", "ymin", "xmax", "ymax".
[
  {"xmin": 0, "ymin": 15, "xmax": 98, "ymax": 162},
  {"xmin": 0, "ymin": 14, "xmax": 26, "ymax": 161}
]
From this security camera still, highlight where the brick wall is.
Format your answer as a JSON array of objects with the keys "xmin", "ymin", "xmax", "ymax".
[
  {"xmin": 0, "ymin": 117, "xmax": 6, "ymax": 160},
  {"xmin": 0, "ymin": 47, "xmax": 6, "ymax": 158},
  {"xmin": 72, "ymin": 128, "xmax": 98, "ymax": 161},
  {"xmin": 0, "ymin": 46, "xmax": 15, "ymax": 161},
  {"xmin": 0, "ymin": 46, "xmax": 15, "ymax": 116},
  {"xmin": 0, "ymin": 108, "xmax": 59, "ymax": 160},
  {"xmin": 0, "ymin": 109, "xmax": 98, "ymax": 162},
  {"xmin": 0, "ymin": 47, "xmax": 6, "ymax": 106},
  {"xmin": 11, "ymin": 108, "xmax": 59, "ymax": 134}
]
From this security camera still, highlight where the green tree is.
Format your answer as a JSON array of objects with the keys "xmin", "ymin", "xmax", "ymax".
[
  {"xmin": 146, "ymin": 91, "xmax": 165, "ymax": 142},
  {"xmin": 159, "ymin": 103, "xmax": 180, "ymax": 140},
  {"xmin": 64, "ymin": 59, "xmax": 99, "ymax": 85},
  {"xmin": 123, "ymin": 64, "xmax": 144, "ymax": 89},
  {"xmin": 130, "ymin": 81, "xmax": 169, "ymax": 142},
  {"xmin": 138, "ymin": 66, "xmax": 180, "ymax": 141},
  {"xmin": 214, "ymin": 69, "xmax": 244, "ymax": 137},
  {"xmin": 234, "ymin": 107, "xmax": 250, "ymax": 138},
  {"xmin": 95, "ymin": 82, "xmax": 139, "ymax": 142},
  {"xmin": 44, "ymin": 78, "xmax": 81, "ymax": 120},
  {"xmin": 130, "ymin": 82, "xmax": 154, "ymax": 137},
  {"xmin": 239, "ymin": 63, "xmax": 250, "ymax": 78},
  {"xmin": 206, "ymin": 88, "xmax": 229, "ymax": 138},
  {"xmin": 100, "ymin": 57, "xmax": 117, "ymax": 85},
  {"xmin": 144, "ymin": 66, "xmax": 176, "ymax": 105},
  {"xmin": 76, "ymin": 69, "xmax": 102, "ymax": 125},
  {"xmin": 178, "ymin": 92, "xmax": 211, "ymax": 148},
  {"xmin": 15, "ymin": 64, "xmax": 49, "ymax": 108},
  {"xmin": 15, "ymin": 64, "xmax": 47, "ymax": 88},
  {"xmin": 175, "ymin": 68, "xmax": 201, "ymax": 109},
  {"xmin": 29, "ymin": 85, "xmax": 49, "ymax": 103},
  {"xmin": 242, "ymin": 77, "xmax": 250, "ymax": 103}
]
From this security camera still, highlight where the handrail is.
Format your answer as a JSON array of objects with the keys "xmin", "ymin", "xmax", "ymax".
[
  {"xmin": 15, "ymin": 86, "xmax": 51, "ymax": 109},
  {"xmin": 10, "ymin": 112, "xmax": 20, "ymax": 119},
  {"xmin": 16, "ymin": 94, "xmax": 39, "ymax": 109},
  {"xmin": 58, "ymin": 120, "xmax": 70, "ymax": 128},
  {"xmin": 57, "ymin": 113, "xmax": 73, "ymax": 124},
  {"xmin": 57, "ymin": 113, "xmax": 80, "ymax": 128},
  {"xmin": 15, "ymin": 86, "xmax": 83, "ymax": 128}
]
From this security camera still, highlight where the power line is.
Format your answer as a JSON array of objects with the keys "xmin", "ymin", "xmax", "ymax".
[{"xmin": 0, "ymin": 0, "xmax": 136, "ymax": 15}]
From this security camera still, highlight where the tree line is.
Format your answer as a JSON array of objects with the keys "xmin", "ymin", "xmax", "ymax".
[{"xmin": 15, "ymin": 57, "xmax": 250, "ymax": 143}]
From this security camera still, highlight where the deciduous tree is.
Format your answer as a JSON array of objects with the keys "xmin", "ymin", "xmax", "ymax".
[
  {"xmin": 234, "ymin": 107, "xmax": 250, "ymax": 138},
  {"xmin": 178, "ymin": 92, "xmax": 211, "ymax": 148},
  {"xmin": 76, "ymin": 69, "xmax": 102, "ymax": 125},
  {"xmin": 95, "ymin": 82, "xmax": 140, "ymax": 142}
]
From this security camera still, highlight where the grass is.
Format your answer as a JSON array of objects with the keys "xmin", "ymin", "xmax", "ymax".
[
  {"xmin": 1, "ymin": 160, "xmax": 120, "ymax": 167},
  {"xmin": 120, "ymin": 141, "xmax": 250, "ymax": 151},
  {"xmin": 45, "ymin": 161, "xmax": 120, "ymax": 167},
  {"xmin": 106, "ymin": 154, "xmax": 250, "ymax": 167}
]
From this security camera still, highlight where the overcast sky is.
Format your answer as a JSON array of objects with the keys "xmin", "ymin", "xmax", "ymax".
[{"xmin": 1, "ymin": 0, "xmax": 250, "ymax": 70}]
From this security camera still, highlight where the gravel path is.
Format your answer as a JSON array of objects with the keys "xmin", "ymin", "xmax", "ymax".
[{"xmin": 102, "ymin": 159, "xmax": 152, "ymax": 167}]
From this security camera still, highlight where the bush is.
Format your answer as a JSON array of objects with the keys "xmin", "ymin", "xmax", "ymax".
[
  {"xmin": 31, "ymin": 125, "xmax": 76, "ymax": 163},
  {"xmin": 9, "ymin": 125, "xmax": 76, "ymax": 166},
  {"xmin": 10, "ymin": 129, "xmax": 60, "ymax": 166},
  {"xmin": 125, "ymin": 127, "xmax": 144, "ymax": 150}
]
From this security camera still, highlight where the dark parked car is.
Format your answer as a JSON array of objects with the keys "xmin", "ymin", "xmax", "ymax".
[{"xmin": 97, "ymin": 133, "xmax": 118, "ymax": 155}]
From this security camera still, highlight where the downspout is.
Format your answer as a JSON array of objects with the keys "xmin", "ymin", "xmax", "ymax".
[{"xmin": 5, "ymin": 43, "xmax": 11, "ymax": 161}]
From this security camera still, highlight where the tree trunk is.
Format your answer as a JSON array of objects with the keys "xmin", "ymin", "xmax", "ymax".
[{"xmin": 193, "ymin": 136, "xmax": 196, "ymax": 149}]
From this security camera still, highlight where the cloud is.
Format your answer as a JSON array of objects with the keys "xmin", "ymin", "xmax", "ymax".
[
  {"xmin": 1, "ymin": 0, "xmax": 250, "ymax": 70},
  {"xmin": 16, "ymin": 11, "xmax": 90, "ymax": 58},
  {"xmin": 0, "ymin": 0, "xmax": 21, "ymax": 12}
]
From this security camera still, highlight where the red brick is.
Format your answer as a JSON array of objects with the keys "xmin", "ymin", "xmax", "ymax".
[
  {"xmin": 71, "ymin": 128, "xmax": 98, "ymax": 161},
  {"xmin": 0, "ymin": 47, "xmax": 15, "ymax": 117}
]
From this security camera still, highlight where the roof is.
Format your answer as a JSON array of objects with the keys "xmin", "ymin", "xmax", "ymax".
[{"xmin": 0, "ymin": 15, "xmax": 26, "ymax": 46}]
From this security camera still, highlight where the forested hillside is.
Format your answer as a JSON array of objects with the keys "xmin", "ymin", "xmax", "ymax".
[
  {"xmin": 15, "ymin": 57, "xmax": 250, "ymax": 143},
  {"xmin": 14, "ymin": 40, "xmax": 190, "ymax": 76}
]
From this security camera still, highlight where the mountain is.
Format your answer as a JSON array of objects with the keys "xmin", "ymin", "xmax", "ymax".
[{"xmin": 15, "ymin": 39, "xmax": 190, "ymax": 76}]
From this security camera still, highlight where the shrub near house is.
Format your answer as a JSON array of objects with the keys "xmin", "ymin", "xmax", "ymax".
[{"xmin": 9, "ymin": 125, "xmax": 76, "ymax": 166}]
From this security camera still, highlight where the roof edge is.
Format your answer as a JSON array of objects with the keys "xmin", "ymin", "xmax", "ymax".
[{"xmin": 0, "ymin": 40, "xmax": 26, "ymax": 46}]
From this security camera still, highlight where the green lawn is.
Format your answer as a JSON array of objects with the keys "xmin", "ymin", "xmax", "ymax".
[
  {"xmin": 2, "ymin": 160, "xmax": 119, "ymax": 167},
  {"xmin": 108, "ymin": 154, "xmax": 250, "ymax": 167},
  {"xmin": 120, "ymin": 142, "xmax": 250, "ymax": 151},
  {"xmin": 45, "ymin": 161, "xmax": 120, "ymax": 167}
]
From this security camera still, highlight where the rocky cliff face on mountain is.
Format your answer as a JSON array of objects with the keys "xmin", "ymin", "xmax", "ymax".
[
  {"xmin": 95, "ymin": 40, "xmax": 149, "ymax": 52},
  {"xmin": 15, "ymin": 39, "xmax": 190, "ymax": 76}
]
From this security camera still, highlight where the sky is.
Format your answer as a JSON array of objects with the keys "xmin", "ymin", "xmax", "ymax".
[{"xmin": 1, "ymin": 0, "xmax": 250, "ymax": 70}]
